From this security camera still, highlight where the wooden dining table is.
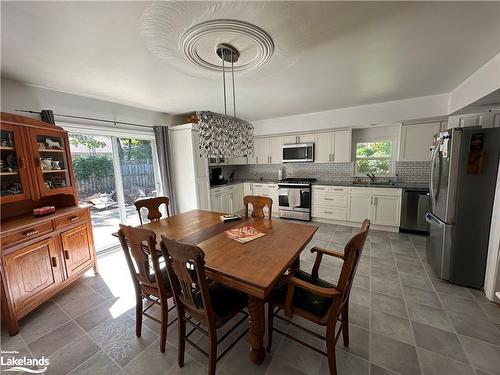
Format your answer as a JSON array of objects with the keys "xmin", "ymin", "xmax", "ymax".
[{"xmin": 127, "ymin": 209, "xmax": 318, "ymax": 364}]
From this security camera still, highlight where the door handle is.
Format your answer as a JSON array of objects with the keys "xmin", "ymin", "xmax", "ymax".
[{"xmin": 425, "ymin": 212, "xmax": 445, "ymax": 226}]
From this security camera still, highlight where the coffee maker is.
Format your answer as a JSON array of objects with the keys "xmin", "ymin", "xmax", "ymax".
[{"xmin": 210, "ymin": 167, "xmax": 226, "ymax": 186}]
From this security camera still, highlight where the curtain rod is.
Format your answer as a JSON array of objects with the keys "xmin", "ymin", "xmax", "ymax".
[{"xmin": 15, "ymin": 109, "xmax": 156, "ymax": 129}]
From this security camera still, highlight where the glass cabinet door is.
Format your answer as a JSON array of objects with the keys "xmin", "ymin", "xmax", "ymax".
[
  {"xmin": 30, "ymin": 129, "xmax": 74, "ymax": 196},
  {"xmin": 0, "ymin": 124, "xmax": 31, "ymax": 203}
]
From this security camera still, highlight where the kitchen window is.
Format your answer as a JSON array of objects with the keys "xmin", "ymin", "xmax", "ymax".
[{"xmin": 355, "ymin": 140, "xmax": 394, "ymax": 176}]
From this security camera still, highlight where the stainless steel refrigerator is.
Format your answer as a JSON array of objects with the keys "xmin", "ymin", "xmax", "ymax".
[{"xmin": 426, "ymin": 126, "xmax": 500, "ymax": 289}]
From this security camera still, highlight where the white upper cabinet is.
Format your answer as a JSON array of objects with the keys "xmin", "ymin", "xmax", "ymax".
[
  {"xmin": 270, "ymin": 136, "xmax": 283, "ymax": 164},
  {"xmin": 315, "ymin": 130, "xmax": 351, "ymax": 163},
  {"xmin": 283, "ymin": 133, "xmax": 316, "ymax": 144},
  {"xmin": 254, "ymin": 138, "xmax": 270, "ymax": 164},
  {"xmin": 315, "ymin": 132, "xmax": 333, "ymax": 162},
  {"xmin": 400, "ymin": 122, "xmax": 440, "ymax": 161},
  {"xmin": 253, "ymin": 136, "xmax": 283, "ymax": 164}
]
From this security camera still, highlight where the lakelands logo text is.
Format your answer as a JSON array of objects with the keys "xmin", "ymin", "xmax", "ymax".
[{"xmin": 0, "ymin": 351, "xmax": 49, "ymax": 373}]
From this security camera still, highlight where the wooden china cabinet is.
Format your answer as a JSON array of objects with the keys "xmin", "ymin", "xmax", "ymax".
[{"xmin": 0, "ymin": 112, "xmax": 97, "ymax": 336}]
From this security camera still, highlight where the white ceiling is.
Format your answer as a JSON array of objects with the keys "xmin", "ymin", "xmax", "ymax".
[{"xmin": 1, "ymin": 1, "xmax": 499, "ymax": 121}]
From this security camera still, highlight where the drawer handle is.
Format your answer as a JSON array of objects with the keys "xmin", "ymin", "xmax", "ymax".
[
  {"xmin": 333, "ymin": 189, "xmax": 344, "ymax": 191},
  {"xmin": 324, "ymin": 211, "xmax": 333, "ymax": 214},
  {"xmin": 51, "ymin": 256, "xmax": 57, "ymax": 267},
  {"xmin": 23, "ymin": 229, "xmax": 39, "ymax": 237},
  {"xmin": 69, "ymin": 216, "xmax": 79, "ymax": 222},
  {"xmin": 324, "ymin": 198, "xmax": 334, "ymax": 201},
  {"xmin": 64, "ymin": 250, "xmax": 70, "ymax": 260}
]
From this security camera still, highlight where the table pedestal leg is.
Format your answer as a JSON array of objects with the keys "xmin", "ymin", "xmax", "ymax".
[{"xmin": 248, "ymin": 296, "xmax": 265, "ymax": 364}]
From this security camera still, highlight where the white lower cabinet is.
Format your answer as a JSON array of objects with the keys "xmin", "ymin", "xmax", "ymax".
[
  {"xmin": 312, "ymin": 185, "xmax": 401, "ymax": 229},
  {"xmin": 348, "ymin": 192, "xmax": 372, "ymax": 223},
  {"xmin": 371, "ymin": 194, "xmax": 401, "ymax": 226},
  {"xmin": 210, "ymin": 183, "xmax": 245, "ymax": 214},
  {"xmin": 210, "ymin": 192, "xmax": 224, "ymax": 212},
  {"xmin": 252, "ymin": 183, "xmax": 279, "ymax": 216}
]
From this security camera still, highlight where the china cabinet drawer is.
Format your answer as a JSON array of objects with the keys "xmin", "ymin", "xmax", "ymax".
[
  {"xmin": 1, "ymin": 221, "xmax": 54, "ymax": 248},
  {"xmin": 54, "ymin": 210, "xmax": 88, "ymax": 229}
]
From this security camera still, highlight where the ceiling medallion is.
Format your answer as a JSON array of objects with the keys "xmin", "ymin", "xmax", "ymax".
[{"xmin": 180, "ymin": 19, "xmax": 274, "ymax": 72}]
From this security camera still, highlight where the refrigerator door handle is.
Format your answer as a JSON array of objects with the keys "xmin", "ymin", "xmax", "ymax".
[
  {"xmin": 425, "ymin": 212, "xmax": 445, "ymax": 226},
  {"xmin": 429, "ymin": 137, "xmax": 441, "ymax": 209}
]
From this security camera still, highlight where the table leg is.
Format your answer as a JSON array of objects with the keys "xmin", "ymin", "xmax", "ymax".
[{"xmin": 247, "ymin": 296, "xmax": 265, "ymax": 364}]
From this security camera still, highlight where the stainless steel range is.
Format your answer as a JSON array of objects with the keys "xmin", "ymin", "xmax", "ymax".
[{"xmin": 277, "ymin": 178, "xmax": 316, "ymax": 221}]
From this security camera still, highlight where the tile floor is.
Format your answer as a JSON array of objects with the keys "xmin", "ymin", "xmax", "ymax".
[{"xmin": 2, "ymin": 222, "xmax": 500, "ymax": 375}]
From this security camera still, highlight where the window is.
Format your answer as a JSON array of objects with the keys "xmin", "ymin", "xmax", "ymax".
[{"xmin": 355, "ymin": 140, "xmax": 393, "ymax": 176}]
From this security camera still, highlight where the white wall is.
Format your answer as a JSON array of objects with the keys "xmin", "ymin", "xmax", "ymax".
[
  {"xmin": 448, "ymin": 52, "xmax": 500, "ymax": 115},
  {"xmin": 1, "ymin": 78, "xmax": 173, "ymax": 126},
  {"xmin": 252, "ymin": 94, "xmax": 448, "ymax": 136}
]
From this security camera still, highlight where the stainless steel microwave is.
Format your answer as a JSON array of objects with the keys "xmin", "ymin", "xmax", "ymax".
[{"xmin": 282, "ymin": 143, "xmax": 314, "ymax": 163}]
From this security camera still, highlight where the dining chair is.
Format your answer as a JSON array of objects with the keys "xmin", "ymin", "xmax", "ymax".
[
  {"xmin": 243, "ymin": 195, "xmax": 273, "ymax": 219},
  {"xmin": 160, "ymin": 236, "xmax": 249, "ymax": 375},
  {"xmin": 134, "ymin": 196, "xmax": 170, "ymax": 225},
  {"xmin": 266, "ymin": 219, "xmax": 370, "ymax": 375},
  {"xmin": 117, "ymin": 224, "xmax": 176, "ymax": 353}
]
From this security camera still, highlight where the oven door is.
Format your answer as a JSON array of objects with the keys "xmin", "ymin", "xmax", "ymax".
[{"xmin": 278, "ymin": 185, "xmax": 311, "ymax": 212}]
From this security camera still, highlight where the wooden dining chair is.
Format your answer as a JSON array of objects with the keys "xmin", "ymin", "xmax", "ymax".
[
  {"xmin": 117, "ymin": 224, "xmax": 176, "ymax": 353},
  {"xmin": 266, "ymin": 219, "xmax": 370, "ymax": 375},
  {"xmin": 134, "ymin": 196, "xmax": 170, "ymax": 225},
  {"xmin": 160, "ymin": 236, "xmax": 249, "ymax": 375},
  {"xmin": 244, "ymin": 195, "xmax": 273, "ymax": 219}
]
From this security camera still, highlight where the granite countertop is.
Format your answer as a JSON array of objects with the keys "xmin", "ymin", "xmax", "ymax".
[{"xmin": 210, "ymin": 179, "xmax": 428, "ymax": 190}]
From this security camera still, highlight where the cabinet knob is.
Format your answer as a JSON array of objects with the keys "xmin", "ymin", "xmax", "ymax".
[
  {"xmin": 51, "ymin": 256, "xmax": 58, "ymax": 267},
  {"xmin": 64, "ymin": 250, "xmax": 70, "ymax": 260}
]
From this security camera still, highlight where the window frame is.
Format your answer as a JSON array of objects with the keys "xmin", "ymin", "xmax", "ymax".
[{"xmin": 354, "ymin": 139, "xmax": 396, "ymax": 177}]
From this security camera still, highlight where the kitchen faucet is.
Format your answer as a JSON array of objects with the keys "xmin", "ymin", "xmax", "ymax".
[{"xmin": 366, "ymin": 173, "xmax": 376, "ymax": 183}]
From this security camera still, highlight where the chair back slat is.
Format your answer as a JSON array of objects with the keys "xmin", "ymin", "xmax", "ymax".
[
  {"xmin": 134, "ymin": 196, "xmax": 170, "ymax": 224},
  {"xmin": 118, "ymin": 224, "xmax": 165, "ymax": 292},
  {"xmin": 244, "ymin": 195, "xmax": 273, "ymax": 219},
  {"xmin": 336, "ymin": 219, "xmax": 370, "ymax": 306},
  {"xmin": 160, "ymin": 236, "xmax": 214, "ymax": 322}
]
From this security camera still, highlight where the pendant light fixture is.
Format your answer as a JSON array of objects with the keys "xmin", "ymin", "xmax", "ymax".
[{"xmin": 197, "ymin": 43, "xmax": 254, "ymax": 158}]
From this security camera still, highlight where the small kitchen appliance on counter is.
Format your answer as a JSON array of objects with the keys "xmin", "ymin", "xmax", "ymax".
[{"xmin": 277, "ymin": 178, "xmax": 316, "ymax": 221}]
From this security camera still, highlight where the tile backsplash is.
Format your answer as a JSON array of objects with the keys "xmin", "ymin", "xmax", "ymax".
[{"xmin": 217, "ymin": 161, "xmax": 430, "ymax": 184}]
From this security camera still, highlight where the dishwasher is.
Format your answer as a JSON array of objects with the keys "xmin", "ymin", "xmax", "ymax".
[{"xmin": 400, "ymin": 189, "xmax": 430, "ymax": 233}]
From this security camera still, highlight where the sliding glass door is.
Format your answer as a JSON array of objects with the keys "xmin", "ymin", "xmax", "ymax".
[{"xmin": 69, "ymin": 134, "xmax": 161, "ymax": 252}]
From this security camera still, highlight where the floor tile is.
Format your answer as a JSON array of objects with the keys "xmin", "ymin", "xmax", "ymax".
[
  {"xmin": 123, "ymin": 338, "xmax": 177, "ymax": 375},
  {"xmin": 371, "ymin": 291, "xmax": 408, "ymax": 318},
  {"xmin": 371, "ymin": 265, "xmax": 400, "ymax": 282},
  {"xmin": 403, "ymin": 286, "xmax": 442, "ymax": 309},
  {"xmin": 28, "ymin": 320, "xmax": 85, "ymax": 357},
  {"xmin": 371, "ymin": 310, "xmax": 415, "ymax": 345},
  {"xmin": 370, "ymin": 364, "xmax": 399, "ymax": 375},
  {"xmin": 52, "ymin": 283, "xmax": 96, "ymax": 306},
  {"xmin": 460, "ymin": 335, "xmax": 500, "ymax": 375},
  {"xmin": 348, "ymin": 302, "xmax": 370, "ymax": 329},
  {"xmin": 394, "ymin": 253, "xmax": 421, "ymax": 265},
  {"xmin": 371, "ymin": 276, "xmax": 403, "ymax": 298},
  {"xmin": 339, "ymin": 324, "xmax": 369, "ymax": 360},
  {"xmin": 399, "ymin": 272, "xmax": 433, "ymax": 290},
  {"xmin": 88, "ymin": 314, "xmax": 137, "ymax": 346},
  {"xmin": 74, "ymin": 301, "xmax": 117, "ymax": 331},
  {"xmin": 101, "ymin": 326, "xmax": 158, "ymax": 367},
  {"xmin": 370, "ymin": 332, "xmax": 421, "ymax": 375},
  {"xmin": 372, "ymin": 257, "xmax": 397, "ymax": 269},
  {"xmin": 61, "ymin": 291, "xmax": 108, "ymax": 318},
  {"xmin": 478, "ymin": 302, "xmax": 500, "ymax": 324},
  {"xmin": 412, "ymin": 322, "xmax": 466, "ymax": 363},
  {"xmin": 407, "ymin": 302, "xmax": 453, "ymax": 332},
  {"xmin": 318, "ymin": 349, "xmax": 369, "ymax": 375},
  {"xmin": 439, "ymin": 294, "xmax": 487, "ymax": 319},
  {"xmin": 431, "ymin": 280, "xmax": 474, "ymax": 300},
  {"xmin": 350, "ymin": 286, "xmax": 370, "ymax": 308},
  {"xmin": 48, "ymin": 334, "xmax": 100, "ymax": 375},
  {"xmin": 20, "ymin": 307, "xmax": 70, "ymax": 344},
  {"xmin": 265, "ymin": 357, "xmax": 308, "ymax": 375},
  {"xmin": 353, "ymin": 274, "xmax": 370, "ymax": 290},
  {"xmin": 396, "ymin": 261, "xmax": 425, "ymax": 275},
  {"xmin": 448, "ymin": 311, "xmax": 500, "ymax": 346},
  {"xmin": 417, "ymin": 347, "xmax": 474, "ymax": 375},
  {"xmin": 221, "ymin": 339, "xmax": 273, "ymax": 375},
  {"xmin": 1, "ymin": 324, "xmax": 25, "ymax": 351},
  {"xmin": 69, "ymin": 350, "xmax": 121, "ymax": 375}
]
